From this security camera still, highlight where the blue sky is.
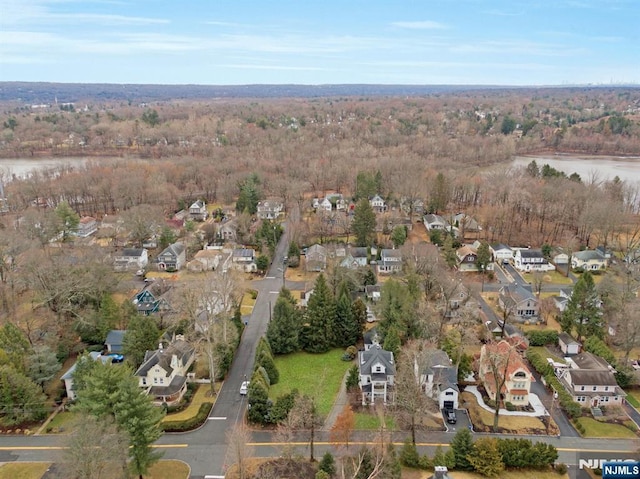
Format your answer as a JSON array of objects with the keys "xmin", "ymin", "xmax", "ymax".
[{"xmin": 1, "ymin": 0, "xmax": 638, "ymax": 85}]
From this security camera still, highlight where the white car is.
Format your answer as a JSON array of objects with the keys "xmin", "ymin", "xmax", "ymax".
[{"xmin": 240, "ymin": 381, "xmax": 249, "ymax": 395}]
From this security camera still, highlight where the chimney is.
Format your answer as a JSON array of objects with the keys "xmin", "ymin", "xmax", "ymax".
[{"xmin": 158, "ymin": 342, "xmax": 163, "ymax": 351}]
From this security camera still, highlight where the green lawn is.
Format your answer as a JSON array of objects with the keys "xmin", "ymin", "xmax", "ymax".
[
  {"xmin": 625, "ymin": 389, "xmax": 640, "ymax": 409},
  {"xmin": 575, "ymin": 417, "xmax": 638, "ymax": 438},
  {"xmin": 269, "ymin": 350, "xmax": 353, "ymax": 416},
  {"xmin": 529, "ymin": 346, "xmax": 566, "ymax": 364},
  {"xmin": 163, "ymin": 384, "xmax": 213, "ymax": 423},
  {"xmin": 45, "ymin": 411, "xmax": 75, "ymax": 433},
  {"xmin": 354, "ymin": 412, "xmax": 397, "ymax": 430},
  {"xmin": 521, "ymin": 271, "xmax": 573, "ymax": 285}
]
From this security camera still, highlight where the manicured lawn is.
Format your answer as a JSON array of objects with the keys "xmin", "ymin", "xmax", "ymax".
[
  {"xmin": 269, "ymin": 350, "xmax": 353, "ymax": 416},
  {"xmin": 521, "ymin": 271, "xmax": 573, "ymax": 285},
  {"xmin": 146, "ymin": 460, "xmax": 190, "ymax": 479},
  {"xmin": 0, "ymin": 462, "xmax": 50, "ymax": 479},
  {"xmin": 575, "ymin": 417, "xmax": 638, "ymax": 438},
  {"xmin": 45, "ymin": 411, "xmax": 75, "ymax": 433},
  {"xmin": 354, "ymin": 412, "xmax": 397, "ymax": 430},
  {"xmin": 461, "ymin": 392, "xmax": 555, "ymax": 435},
  {"xmin": 625, "ymin": 390, "xmax": 640, "ymax": 408},
  {"xmin": 163, "ymin": 384, "xmax": 214, "ymax": 423}
]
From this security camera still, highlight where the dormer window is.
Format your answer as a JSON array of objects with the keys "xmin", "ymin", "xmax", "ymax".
[{"xmin": 373, "ymin": 363, "xmax": 385, "ymax": 374}]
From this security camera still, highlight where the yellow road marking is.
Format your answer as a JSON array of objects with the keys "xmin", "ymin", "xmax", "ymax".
[{"xmin": 0, "ymin": 444, "xmax": 189, "ymax": 451}]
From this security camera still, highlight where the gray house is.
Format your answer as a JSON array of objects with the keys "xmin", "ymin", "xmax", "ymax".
[
  {"xmin": 421, "ymin": 350, "xmax": 459, "ymax": 410},
  {"xmin": 105, "ymin": 330, "xmax": 126, "ymax": 354},
  {"xmin": 306, "ymin": 244, "xmax": 327, "ymax": 272},
  {"xmin": 155, "ymin": 242, "xmax": 186, "ymax": 271},
  {"xmin": 498, "ymin": 284, "xmax": 539, "ymax": 321},
  {"xmin": 358, "ymin": 342, "xmax": 395, "ymax": 405}
]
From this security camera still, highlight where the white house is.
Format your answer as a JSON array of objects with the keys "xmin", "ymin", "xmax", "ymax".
[
  {"xmin": 75, "ymin": 216, "xmax": 98, "ymax": 238},
  {"xmin": 423, "ymin": 214, "xmax": 447, "ymax": 231},
  {"xmin": 257, "ymin": 200, "xmax": 284, "ymax": 220},
  {"xmin": 60, "ymin": 352, "xmax": 110, "ymax": 400},
  {"xmin": 558, "ymin": 332, "xmax": 581, "ymax": 356},
  {"xmin": 232, "ymin": 248, "xmax": 256, "ymax": 272},
  {"xmin": 491, "ymin": 243, "xmax": 513, "ymax": 263},
  {"xmin": 134, "ymin": 334, "xmax": 196, "ymax": 406},
  {"xmin": 377, "ymin": 249, "xmax": 403, "ymax": 275},
  {"xmin": 369, "ymin": 194, "xmax": 387, "ymax": 213},
  {"xmin": 420, "ymin": 350, "xmax": 459, "ymax": 410},
  {"xmin": 513, "ymin": 249, "xmax": 555, "ymax": 272},
  {"xmin": 188, "ymin": 200, "xmax": 208, "ymax": 221},
  {"xmin": 113, "ymin": 248, "xmax": 149, "ymax": 272},
  {"xmin": 358, "ymin": 342, "xmax": 395, "ymax": 405}
]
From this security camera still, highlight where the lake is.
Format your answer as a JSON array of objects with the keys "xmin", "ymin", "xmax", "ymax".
[
  {"xmin": 0, "ymin": 157, "xmax": 91, "ymax": 179},
  {"xmin": 512, "ymin": 154, "xmax": 640, "ymax": 184}
]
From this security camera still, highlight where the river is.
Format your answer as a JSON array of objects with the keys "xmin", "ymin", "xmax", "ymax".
[{"xmin": 512, "ymin": 154, "xmax": 640, "ymax": 184}]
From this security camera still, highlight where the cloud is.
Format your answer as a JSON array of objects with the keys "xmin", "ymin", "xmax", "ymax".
[{"xmin": 391, "ymin": 21, "xmax": 447, "ymax": 30}]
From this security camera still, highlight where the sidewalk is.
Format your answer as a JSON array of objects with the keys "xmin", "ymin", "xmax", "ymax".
[
  {"xmin": 322, "ymin": 369, "xmax": 350, "ymax": 431},
  {"xmin": 465, "ymin": 385, "xmax": 547, "ymax": 416}
]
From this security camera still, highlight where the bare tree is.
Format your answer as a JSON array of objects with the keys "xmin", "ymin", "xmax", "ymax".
[
  {"xmin": 479, "ymin": 341, "xmax": 515, "ymax": 432},
  {"xmin": 225, "ymin": 423, "xmax": 254, "ymax": 479},
  {"xmin": 288, "ymin": 393, "xmax": 322, "ymax": 462}
]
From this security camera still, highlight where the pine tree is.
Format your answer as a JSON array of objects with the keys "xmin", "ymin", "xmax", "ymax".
[
  {"xmin": 333, "ymin": 289, "xmax": 360, "ymax": 347},
  {"xmin": 467, "ymin": 438, "xmax": 504, "ymax": 477},
  {"xmin": 301, "ymin": 275, "xmax": 335, "ymax": 353},
  {"xmin": 560, "ymin": 271, "xmax": 603, "ymax": 342},
  {"xmin": 451, "ymin": 428, "xmax": 474, "ymax": 471},
  {"xmin": 266, "ymin": 288, "xmax": 301, "ymax": 354},
  {"xmin": 352, "ymin": 198, "xmax": 376, "ymax": 247},
  {"xmin": 123, "ymin": 315, "xmax": 161, "ymax": 368}
]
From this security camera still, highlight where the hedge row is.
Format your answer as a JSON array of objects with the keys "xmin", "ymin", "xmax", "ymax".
[
  {"xmin": 526, "ymin": 349, "xmax": 581, "ymax": 418},
  {"xmin": 525, "ymin": 330, "xmax": 559, "ymax": 346},
  {"xmin": 161, "ymin": 402, "xmax": 213, "ymax": 432}
]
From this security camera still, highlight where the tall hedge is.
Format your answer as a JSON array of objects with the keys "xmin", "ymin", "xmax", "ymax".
[{"xmin": 526, "ymin": 330, "xmax": 559, "ymax": 346}]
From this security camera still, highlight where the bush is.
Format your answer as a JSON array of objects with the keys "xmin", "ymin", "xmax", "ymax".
[
  {"xmin": 556, "ymin": 463, "xmax": 568, "ymax": 474},
  {"xmin": 319, "ymin": 452, "xmax": 336, "ymax": 477},
  {"xmin": 250, "ymin": 289, "xmax": 258, "ymax": 300},
  {"xmin": 343, "ymin": 346, "xmax": 358, "ymax": 361},
  {"xmin": 161, "ymin": 402, "xmax": 213, "ymax": 432},
  {"xmin": 400, "ymin": 439, "xmax": 421, "ymax": 468},
  {"xmin": 526, "ymin": 329, "xmax": 559, "ymax": 346},
  {"xmin": 505, "ymin": 402, "xmax": 516, "ymax": 411}
]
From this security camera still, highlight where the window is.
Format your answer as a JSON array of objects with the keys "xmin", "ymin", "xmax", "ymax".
[
  {"xmin": 141, "ymin": 378, "xmax": 147, "ymax": 386},
  {"xmin": 580, "ymin": 386, "xmax": 585, "ymax": 391},
  {"xmin": 445, "ymin": 391, "xmax": 453, "ymax": 396},
  {"xmin": 604, "ymin": 386, "xmax": 609, "ymax": 391},
  {"xmin": 603, "ymin": 396, "xmax": 609, "ymax": 402},
  {"xmin": 593, "ymin": 386, "xmax": 597, "ymax": 391},
  {"xmin": 153, "ymin": 377, "xmax": 158, "ymax": 384}
]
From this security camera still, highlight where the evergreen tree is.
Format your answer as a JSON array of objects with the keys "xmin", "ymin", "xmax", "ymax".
[
  {"xmin": 0, "ymin": 365, "xmax": 47, "ymax": 425},
  {"xmin": 319, "ymin": 452, "xmax": 336, "ymax": 477},
  {"xmin": 266, "ymin": 289, "xmax": 301, "ymax": 354},
  {"xmin": 390, "ymin": 226, "xmax": 407, "ymax": 248},
  {"xmin": 352, "ymin": 198, "xmax": 376, "ymax": 247},
  {"xmin": 560, "ymin": 271, "xmax": 603, "ymax": 342},
  {"xmin": 362, "ymin": 267, "xmax": 377, "ymax": 287},
  {"xmin": 333, "ymin": 289, "xmax": 360, "ymax": 348},
  {"xmin": 351, "ymin": 298, "xmax": 367, "ymax": 335},
  {"xmin": 0, "ymin": 323, "xmax": 31, "ymax": 372},
  {"xmin": 476, "ymin": 241, "xmax": 492, "ymax": 275},
  {"xmin": 255, "ymin": 350, "xmax": 279, "ymax": 385},
  {"xmin": 430, "ymin": 173, "xmax": 450, "ymax": 214},
  {"xmin": 27, "ymin": 345, "xmax": 60, "ymax": 387},
  {"xmin": 123, "ymin": 315, "xmax": 161, "ymax": 368},
  {"xmin": 301, "ymin": 275, "xmax": 335, "ymax": 353},
  {"xmin": 383, "ymin": 326, "xmax": 401, "ymax": 356},
  {"xmin": 467, "ymin": 438, "xmax": 504, "ymax": 477},
  {"xmin": 55, "ymin": 201, "xmax": 80, "ymax": 241},
  {"xmin": 443, "ymin": 234, "xmax": 458, "ymax": 269},
  {"xmin": 235, "ymin": 174, "xmax": 261, "ymax": 215},
  {"xmin": 74, "ymin": 362, "xmax": 164, "ymax": 478},
  {"xmin": 451, "ymin": 428, "xmax": 474, "ymax": 471}
]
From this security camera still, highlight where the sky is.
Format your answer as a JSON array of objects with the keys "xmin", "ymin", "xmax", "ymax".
[{"xmin": 0, "ymin": 0, "xmax": 638, "ymax": 86}]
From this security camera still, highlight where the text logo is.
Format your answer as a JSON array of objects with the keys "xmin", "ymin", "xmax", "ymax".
[{"xmin": 602, "ymin": 461, "xmax": 640, "ymax": 479}]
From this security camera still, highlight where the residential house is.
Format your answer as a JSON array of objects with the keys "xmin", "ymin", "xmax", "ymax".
[
  {"xmin": 187, "ymin": 249, "xmax": 224, "ymax": 272},
  {"xmin": 363, "ymin": 328, "xmax": 380, "ymax": 351},
  {"xmin": 571, "ymin": 249, "xmax": 607, "ymax": 271},
  {"xmin": 452, "ymin": 213, "xmax": 482, "ymax": 238},
  {"xmin": 105, "ymin": 330, "xmax": 126, "ymax": 354},
  {"xmin": 256, "ymin": 199, "xmax": 284, "ymax": 220},
  {"xmin": 134, "ymin": 334, "xmax": 196, "ymax": 406},
  {"xmin": 313, "ymin": 197, "xmax": 333, "ymax": 212},
  {"xmin": 553, "ymin": 288, "xmax": 573, "ymax": 312},
  {"xmin": 232, "ymin": 248, "xmax": 257, "ymax": 272},
  {"xmin": 513, "ymin": 249, "xmax": 554, "ymax": 272},
  {"xmin": 498, "ymin": 284, "xmax": 539, "ymax": 322},
  {"xmin": 358, "ymin": 341, "xmax": 395, "ymax": 405},
  {"xmin": 479, "ymin": 340, "xmax": 535, "ymax": 406},
  {"xmin": 423, "ymin": 214, "xmax": 447, "ymax": 231},
  {"xmin": 306, "ymin": 244, "xmax": 328, "ymax": 272},
  {"xmin": 553, "ymin": 249, "xmax": 569, "ymax": 265},
  {"xmin": 377, "ymin": 248, "xmax": 403, "ymax": 275},
  {"xmin": 75, "ymin": 216, "xmax": 98, "ymax": 238},
  {"xmin": 132, "ymin": 284, "xmax": 172, "ymax": 316},
  {"xmin": 491, "ymin": 243, "xmax": 513, "ymax": 263},
  {"xmin": 365, "ymin": 284, "xmax": 381, "ymax": 302},
  {"xmin": 113, "ymin": 248, "xmax": 149, "ymax": 272},
  {"xmin": 421, "ymin": 350, "xmax": 459, "ymax": 410},
  {"xmin": 369, "ymin": 194, "xmax": 387, "ymax": 213},
  {"xmin": 595, "ymin": 246, "xmax": 613, "ymax": 262},
  {"xmin": 556, "ymin": 351, "xmax": 626, "ymax": 407},
  {"xmin": 216, "ymin": 220, "xmax": 237, "ymax": 243},
  {"xmin": 155, "ymin": 242, "xmax": 186, "ymax": 271},
  {"xmin": 485, "ymin": 319, "xmax": 525, "ymax": 340},
  {"xmin": 61, "ymin": 352, "xmax": 111, "ymax": 400},
  {"xmin": 456, "ymin": 245, "xmax": 479, "ymax": 272},
  {"xmin": 340, "ymin": 246, "xmax": 368, "ymax": 269},
  {"xmin": 400, "ymin": 197, "xmax": 425, "ymax": 216},
  {"xmin": 188, "ymin": 200, "xmax": 208, "ymax": 221},
  {"xmin": 558, "ymin": 332, "xmax": 581, "ymax": 356}
]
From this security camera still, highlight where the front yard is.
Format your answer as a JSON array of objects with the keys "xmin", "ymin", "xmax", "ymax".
[
  {"xmin": 269, "ymin": 349, "xmax": 353, "ymax": 417},
  {"xmin": 574, "ymin": 416, "xmax": 638, "ymax": 438},
  {"xmin": 162, "ymin": 384, "xmax": 213, "ymax": 423},
  {"xmin": 461, "ymin": 391, "xmax": 557, "ymax": 435}
]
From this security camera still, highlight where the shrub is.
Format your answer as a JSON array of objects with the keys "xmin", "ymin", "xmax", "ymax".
[
  {"xmin": 319, "ymin": 452, "xmax": 336, "ymax": 477},
  {"xmin": 505, "ymin": 402, "xmax": 516, "ymax": 411},
  {"xmin": 161, "ymin": 402, "xmax": 213, "ymax": 432},
  {"xmin": 526, "ymin": 329, "xmax": 559, "ymax": 346},
  {"xmin": 250, "ymin": 289, "xmax": 258, "ymax": 300},
  {"xmin": 556, "ymin": 463, "xmax": 568, "ymax": 474},
  {"xmin": 400, "ymin": 439, "xmax": 421, "ymax": 468},
  {"xmin": 343, "ymin": 346, "xmax": 358, "ymax": 361}
]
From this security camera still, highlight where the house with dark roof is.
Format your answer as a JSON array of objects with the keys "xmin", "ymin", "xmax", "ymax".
[
  {"xmin": 369, "ymin": 194, "xmax": 387, "ymax": 213},
  {"xmin": 257, "ymin": 199, "xmax": 284, "ymax": 220},
  {"xmin": 188, "ymin": 199, "xmax": 208, "ymax": 221},
  {"xmin": 423, "ymin": 214, "xmax": 447, "ymax": 231},
  {"xmin": 558, "ymin": 332, "xmax": 581, "ymax": 356},
  {"xmin": 132, "ymin": 284, "xmax": 172, "ymax": 316},
  {"xmin": 513, "ymin": 248, "xmax": 554, "ymax": 272},
  {"xmin": 340, "ymin": 246, "xmax": 368, "ymax": 269},
  {"xmin": 358, "ymin": 340, "xmax": 395, "ymax": 405},
  {"xmin": 134, "ymin": 334, "xmax": 196, "ymax": 406},
  {"xmin": 480, "ymin": 340, "xmax": 535, "ymax": 406},
  {"xmin": 556, "ymin": 351, "xmax": 626, "ymax": 408},
  {"xmin": 105, "ymin": 330, "xmax": 126, "ymax": 354},
  {"xmin": 155, "ymin": 242, "xmax": 186, "ymax": 271},
  {"xmin": 456, "ymin": 244, "xmax": 479, "ymax": 272},
  {"xmin": 498, "ymin": 284, "xmax": 539, "ymax": 322},
  {"xmin": 421, "ymin": 350, "xmax": 459, "ymax": 410},
  {"xmin": 490, "ymin": 243, "xmax": 513, "ymax": 263},
  {"xmin": 113, "ymin": 248, "xmax": 149, "ymax": 272},
  {"xmin": 231, "ymin": 248, "xmax": 256, "ymax": 272},
  {"xmin": 377, "ymin": 249, "xmax": 403, "ymax": 275}
]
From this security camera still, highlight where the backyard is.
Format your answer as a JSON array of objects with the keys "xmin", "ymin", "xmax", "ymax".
[{"xmin": 269, "ymin": 349, "xmax": 353, "ymax": 416}]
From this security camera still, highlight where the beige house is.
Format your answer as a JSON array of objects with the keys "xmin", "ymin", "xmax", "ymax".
[{"xmin": 571, "ymin": 250, "xmax": 607, "ymax": 271}]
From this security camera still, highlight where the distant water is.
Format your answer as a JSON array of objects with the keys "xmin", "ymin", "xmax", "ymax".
[{"xmin": 512, "ymin": 155, "xmax": 640, "ymax": 184}]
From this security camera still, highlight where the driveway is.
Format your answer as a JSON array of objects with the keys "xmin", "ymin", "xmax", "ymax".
[{"xmin": 528, "ymin": 365, "xmax": 579, "ymax": 437}]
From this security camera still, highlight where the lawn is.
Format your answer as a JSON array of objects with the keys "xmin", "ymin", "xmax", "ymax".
[
  {"xmin": 0, "ymin": 462, "xmax": 50, "ymax": 479},
  {"xmin": 461, "ymin": 392, "xmax": 556, "ymax": 435},
  {"xmin": 575, "ymin": 417, "xmax": 638, "ymax": 438},
  {"xmin": 162, "ymin": 384, "xmax": 214, "ymax": 423},
  {"xmin": 45, "ymin": 411, "xmax": 75, "ymax": 433},
  {"xmin": 354, "ymin": 412, "xmax": 397, "ymax": 430},
  {"xmin": 520, "ymin": 271, "xmax": 573, "ymax": 285},
  {"xmin": 269, "ymin": 350, "xmax": 353, "ymax": 416},
  {"xmin": 625, "ymin": 389, "xmax": 640, "ymax": 408},
  {"xmin": 529, "ymin": 346, "xmax": 566, "ymax": 364},
  {"xmin": 240, "ymin": 290, "xmax": 257, "ymax": 315}
]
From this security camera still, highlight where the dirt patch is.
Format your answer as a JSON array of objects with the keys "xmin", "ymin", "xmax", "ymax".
[{"xmin": 226, "ymin": 458, "xmax": 317, "ymax": 479}]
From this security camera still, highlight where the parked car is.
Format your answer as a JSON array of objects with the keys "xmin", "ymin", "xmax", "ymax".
[
  {"xmin": 240, "ymin": 381, "xmax": 249, "ymax": 395},
  {"xmin": 445, "ymin": 409, "xmax": 457, "ymax": 424}
]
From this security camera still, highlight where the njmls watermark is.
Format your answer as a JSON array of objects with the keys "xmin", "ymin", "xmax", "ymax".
[{"xmin": 578, "ymin": 456, "xmax": 640, "ymax": 478}]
